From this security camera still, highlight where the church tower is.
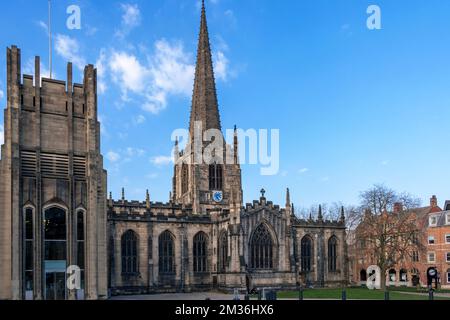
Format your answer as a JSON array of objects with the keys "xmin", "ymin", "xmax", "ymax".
[{"xmin": 173, "ymin": 1, "xmax": 243, "ymax": 215}]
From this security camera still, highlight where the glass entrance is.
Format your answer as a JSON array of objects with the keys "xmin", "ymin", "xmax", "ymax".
[
  {"xmin": 44, "ymin": 206, "xmax": 67, "ymax": 300},
  {"xmin": 45, "ymin": 272, "xmax": 66, "ymax": 300}
]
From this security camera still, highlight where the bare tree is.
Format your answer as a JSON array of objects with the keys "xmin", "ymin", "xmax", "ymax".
[{"xmin": 356, "ymin": 184, "xmax": 424, "ymax": 289}]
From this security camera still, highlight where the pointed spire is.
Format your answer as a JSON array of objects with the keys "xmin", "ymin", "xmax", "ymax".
[
  {"xmin": 173, "ymin": 136, "xmax": 179, "ymax": 163},
  {"xmin": 146, "ymin": 189, "xmax": 150, "ymax": 209},
  {"xmin": 286, "ymin": 188, "xmax": 291, "ymax": 208},
  {"xmin": 121, "ymin": 187, "xmax": 125, "ymax": 203},
  {"xmin": 189, "ymin": 0, "xmax": 221, "ymax": 138},
  {"xmin": 340, "ymin": 206, "xmax": 345, "ymax": 223},
  {"xmin": 318, "ymin": 204, "xmax": 323, "ymax": 222}
]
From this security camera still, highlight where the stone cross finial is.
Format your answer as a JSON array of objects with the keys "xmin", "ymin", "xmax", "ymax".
[{"xmin": 260, "ymin": 188, "xmax": 266, "ymax": 198}]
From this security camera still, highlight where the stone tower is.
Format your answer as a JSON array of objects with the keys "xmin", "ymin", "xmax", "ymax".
[
  {"xmin": 0, "ymin": 46, "xmax": 107, "ymax": 300},
  {"xmin": 172, "ymin": 1, "xmax": 243, "ymax": 215}
]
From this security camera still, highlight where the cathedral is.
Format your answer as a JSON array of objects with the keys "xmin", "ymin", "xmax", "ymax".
[{"xmin": 0, "ymin": 3, "xmax": 347, "ymax": 300}]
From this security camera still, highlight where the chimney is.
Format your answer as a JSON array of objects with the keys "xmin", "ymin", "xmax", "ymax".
[
  {"xmin": 393, "ymin": 202, "xmax": 403, "ymax": 213},
  {"xmin": 430, "ymin": 195, "xmax": 437, "ymax": 208}
]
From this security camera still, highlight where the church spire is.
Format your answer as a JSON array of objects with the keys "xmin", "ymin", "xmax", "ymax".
[{"xmin": 189, "ymin": 0, "xmax": 221, "ymax": 138}]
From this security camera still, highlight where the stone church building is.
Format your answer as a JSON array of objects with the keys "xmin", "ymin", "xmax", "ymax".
[{"xmin": 0, "ymin": 3, "xmax": 347, "ymax": 299}]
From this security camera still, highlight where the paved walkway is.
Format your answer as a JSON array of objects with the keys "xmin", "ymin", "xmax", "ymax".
[
  {"xmin": 392, "ymin": 291, "xmax": 450, "ymax": 299},
  {"xmin": 111, "ymin": 292, "xmax": 245, "ymax": 300}
]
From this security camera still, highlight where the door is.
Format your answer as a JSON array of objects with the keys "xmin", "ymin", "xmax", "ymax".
[{"xmin": 45, "ymin": 272, "xmax": 66, "ymax": 300}]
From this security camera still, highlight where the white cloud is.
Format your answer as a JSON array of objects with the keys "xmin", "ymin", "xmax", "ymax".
[
  {"xmin": 150, "ymin": 155, "xmax": 173, "ymax": 166},
  {"xmin": 134, "ymin": 114, "xmax": 146, "ymax": 124},
  {"xmin": 146, "ymin": 173, "xmax": 158, "ymax": 179},
  {"xmin": 0, "ymin": 90, "xmax": 3, "ymax": 100},
  {"xmin": 214, "ymin": 51, "xmax": 229, "ymax": 81},
  {"xmin": 37, "ymin": 20, "xmax": 48, "ymax": 32},
  {"xmin": 298, "ymin": 168, "xmax": 309, "ymax": 174},
  {"xmin": 0, "ymin": 125, "xmax": 4, "ymax": 146},
  {"xmin": 121, "ymin": 4, "xmax": 141, "ymax": 27},
  {"xmin": 55, "ymin": 34, "xmax": 86, "ymax": 70},
  {"xmin": 144, "ymin": 40, "xmax": 195, "ymax": 113},
  {"xmin": 106, "ymin": 151, "xmax": 121, "ymax": 162},
  {"xmin": 109, "ymin": 50, "xmax": 148, "ymax": 100},
  {"xmin": 125, "ymin": 147, "xmax": 145, "ymax": 157},
  {"xmin": 96, "ymin": 49, "xmax": 107, "ymax": 94},
  {"xmin": 116, "ymin": 4, "xmax": 141, "ymax": 38},
  {"xmin": 23, "ymin": 58, "xmax": 54, "ymax": 81},
  {"xmin": 109, "ymin": 39, "xmax": 195, "ymax": 114}
]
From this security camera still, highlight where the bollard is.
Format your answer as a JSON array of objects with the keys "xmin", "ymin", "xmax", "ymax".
[
  {"xmin": 384, "ymin": 290, "xmax": 390, "ymax": 301},
  {"xmin": 429, "ymin": 289, "xmax": 434, "ymax": 301},
  {"xmin": 342, "ymin": 290, "xmax": 347, "ymax": 301},
  {"xmin": 299, "ymin": 287, "xmax": 304, "ymax": 300},
  {"xmin": 258, "ymin": 290, "xmax": 262, "ymax": 300}
]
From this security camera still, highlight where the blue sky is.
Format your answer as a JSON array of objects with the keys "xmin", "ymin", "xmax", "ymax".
[{"xmin": 0, "ymin": 0, "xmax": 450, "ymax": 212}]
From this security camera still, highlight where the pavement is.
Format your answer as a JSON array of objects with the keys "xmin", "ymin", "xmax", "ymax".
[{"xmin": 110, "ymin": 292, "xmax": 245, "ymax": 300}]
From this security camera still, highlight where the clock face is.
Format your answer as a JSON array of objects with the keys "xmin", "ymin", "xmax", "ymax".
[
  {"xmin": 212, "ymin": 191, "xmax": 223, "ymax": 203},
  {"xmin": 428, "ymin": 269, "xmax": 436, "ymax": 277}
]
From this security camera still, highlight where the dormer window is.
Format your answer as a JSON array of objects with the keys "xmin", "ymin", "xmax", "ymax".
[
  {"xmin": 446, "ymin": 213, "xmax": 450, "ymax": 225},
  {"xmin": 429, "ymin": 216, "xmax": 438, "ymax": 227}
]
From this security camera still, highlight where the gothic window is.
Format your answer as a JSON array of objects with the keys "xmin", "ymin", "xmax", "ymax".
[
  {"xmin": 121, "ymin": 230, "xmax": 138, "ymax": 275},
  {"xmin": 159, "ymin": 231, "xmax": 175, "ymax": 274},
  {"xmin": 360, "ymin": 269, "xmax": 367, "ymax": 281},
  {"xmin": 328, "ymin": 236, "xmax": 338, "ymax": 272},
  {"xmin": 301, "ymin": 235, "xmax": 313, "ymax": 272},
  {"xmin": 250, "ymin": 224, "xmax": 274, "ymax": 270},
  {"xmin": 24, "ymin": 207, "xmax": 34, "ymax": 296},
  {"xmin": 108, "ymin": 236, "xmax": 114, "ymax": 288},
  {"xmin": 209, "ymin": 164, "xmax": 223, "ymax": 190},
  {"xmin": 399, "ymin": 269, "xmax": 408, "ymax": 282},
  {"xmin": 76, "ymin": 210, "xmax": 85, "ymax": 289},
  {"xmin": 193, "ymin": 232, "xmax": 208, "ymax": 273},
  {"xmin": 181, "ymin": 164, "xmax": 189, "ymax": 194},
  {"xmin": 218, "ymin": 231, "xmax": 228, "ymax": 272}
]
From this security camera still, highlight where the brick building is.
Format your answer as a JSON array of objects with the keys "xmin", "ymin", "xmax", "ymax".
[
  {"xmin": 426, "ymin": 201, "xmax": 450, "ymax": 288},
  {"xmin": 351, "ymin": 196, "xmax": 449, "ymax": 288}
]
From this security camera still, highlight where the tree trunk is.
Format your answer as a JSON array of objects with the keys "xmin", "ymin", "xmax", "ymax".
[{"xmin": 380, "ymin": 267, "xmax": 387, "ymax": 290}]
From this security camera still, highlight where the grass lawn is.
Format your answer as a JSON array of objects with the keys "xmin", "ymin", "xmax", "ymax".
[{"xmin": 274, "ymin": 287, "xmax": 450, "ymax": 300}]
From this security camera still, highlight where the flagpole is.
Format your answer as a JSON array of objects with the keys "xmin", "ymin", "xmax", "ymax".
[{"xmin": 48, "ymin": 0, "xmax": 52, "ymax": 79}]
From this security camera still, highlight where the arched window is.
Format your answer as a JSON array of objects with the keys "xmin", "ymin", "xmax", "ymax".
[
  {"xmin": 193, "ymin": 232, "xmax": 208, "ymax": 273},
  {"xmin": 121, "ymin": 230, "xmax": 138, "ymax": 275},
  {"xmin": 24, "ymin": 207, "xmax": 34, "ymax": 297},
  {"xmin": 328, "ymin": 236, "xmax": 338, "ymax": 272},
  {"xmin": 181, "ymin": 164, "xmax": 189, "ymax": 194},
  {"xmin": 360, "ymin": 269, "xmax": 367, "ymax": 281},
  {"xmin": 218, "ymin": 231, "xmax": 228, "ymax": 272},
  {"xmin": 108, "ymin": 236, "xmax": 114, "ymax": 288},
  {"xmin": 159, "ymin": 231, "xmax": 175, "ymax": 274},
  {"xmin": 399, "ymin": 269, "xmax": 408, "ymax": 282},
  {"xmin": 250, "ymin": 224, "xmax": 274, "ymax": 269},
  {"xmin": 301, "ymin": 236, "xmax": 313, "ymax": 272},
  {"xmin": 209, "ymin": 164, "xmax": 223, "ymax": 190},
  {"xmin": 388, "ymin": 269, "xmax": 396, "ymax": 282},
  {"xmin": 76, "ymin": 210, "xmax": 85, "ymax": 289}
]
